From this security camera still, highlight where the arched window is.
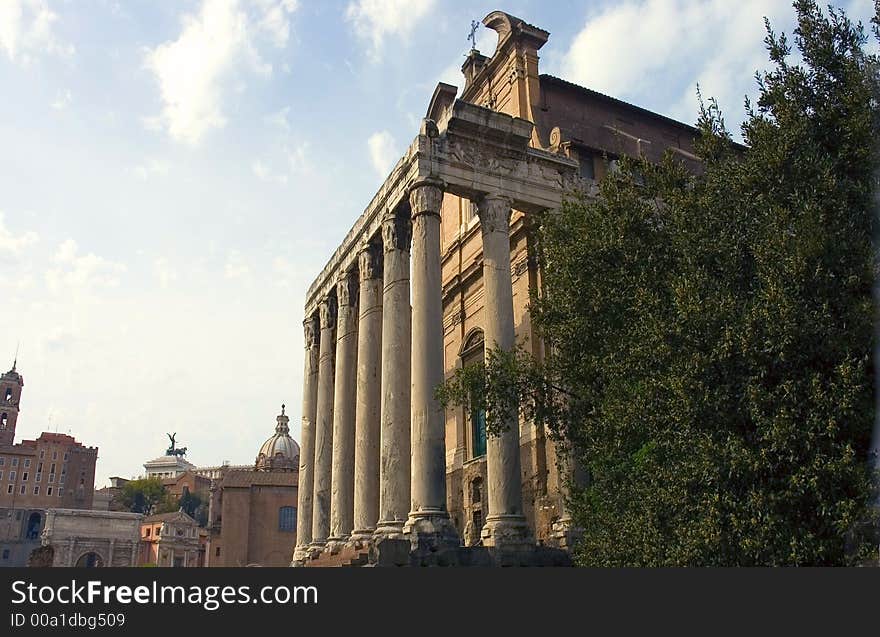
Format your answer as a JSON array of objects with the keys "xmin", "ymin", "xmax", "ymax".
[
  {"xmin": 460, "ymin": 330, "xmax": 486, "ymax": 458},
  {"xmin": 4, "ymin": 387, "xmax": 11, "ymax": 401},
  {"xmin": 25, "ymin": 512, "xmax": 42, "ymax": 539},
  {"xmin": 1, "ymin": 413, "xmax": 7, "ymax": 430},
  {"xmin": 278, "ymin": 506, "xmax": 296, "ymax": 532}
]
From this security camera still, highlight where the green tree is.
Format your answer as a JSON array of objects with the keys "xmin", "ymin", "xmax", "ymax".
[
  {"xmin": 438, "ymin": 0, "xmax": 879, "ymax": 565},
  {"xmin": 120, "ymin": 477, "xmax": 168, "ymax": 515}
]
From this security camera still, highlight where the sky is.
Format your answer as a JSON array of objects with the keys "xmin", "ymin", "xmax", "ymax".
[{"xmin": 1, "ymin": 0, "xmax": 875, "ymax": 487}]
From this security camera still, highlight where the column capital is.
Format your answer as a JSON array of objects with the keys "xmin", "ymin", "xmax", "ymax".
[
  {"xmin": 303, "ymin": 315, "xmax": 320, "ymax": 349},
  {"xmin": 476, "ymin": 194, "xmax": 513, "ymax": 232},
  {"xmin": 408, "ymin": 180, "xmax": 444, "ymax": 219},
  {"xmin": 381, "ymin": 209, "xmax": 411, "ymax": 253},
  {"xmin": 358, "ymin": 241, "xmax": 383, "ymax": 281},
  {"xmin": 336, "ymin": 271, "xmax": 359, "ymax": 308},
  {"xmin": 319, "ymin": 295, "xmax": 337, "ymax": 330}
]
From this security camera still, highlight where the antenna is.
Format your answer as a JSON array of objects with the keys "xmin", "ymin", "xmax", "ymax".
[
  {"xmin": 12, "ymin": 341, "xmax": 19, "ymax": 371},
  {"xmin": 468, "ymin": 19, "xmax": 479, "ymax": 51}
]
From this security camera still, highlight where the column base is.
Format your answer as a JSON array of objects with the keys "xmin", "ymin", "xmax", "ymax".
[
  {"xmin": 347, "ymin": 529, "xmax": 376, "ymax": 549},
  {"xmin": 323, "ymin": 536, "xmax": 351, "ymax": 555},
  {"xmin": 549, "ymin": 516, "xmax": 583, "ymax": 551},
  {"xmin": 291, "ymin": 544, "xmax": 310, "ymax": 567},
  {"xmin": 481, "ymin": 514, "xmax": 533, "ymax": 551},
  {"xmin": 403, "ymin": 509, "xmax": 460, "ymax": 552},
  {"xmin": 373, "ymin": 518, "xmax": 407, "ymax": 541}
]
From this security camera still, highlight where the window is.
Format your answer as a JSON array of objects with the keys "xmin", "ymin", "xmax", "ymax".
[
  {"xmin": 39, "ymin": 451, "xmax": 44, "ymax": 460},
  {"xmin": 63, "ymin": 453, "xmax": 68, "ymax": 461},
  {"xmin": 9, "ymin": 471, "xmax": 16, "ymax": 481},
  {"xmin": 11, "ymin": 457, "xmax": 18, "ymax": 467},
  {"xmin": 1, "ymin": 414, "xmax": 6, "ymax": 430},
  {"xmin": 50, "ymin": 463, "xmax": 55, "ymax": 474},
  {"xmin": 33, "ymin": 486, "xmax": 39, "ymax": 495},
  {"xmin": 0, "ymin": 457, "xmax": 4, "ymax": 466},
  {"xmin": 145, "ymin": 528, "xmax": 151, "ymax": 537},
  {"xmin": 21, "ymin": 472, "xmax": 27, "ymax": 482},
  {"xmin": 36, "ymin": 474, "xmax": 41, "ymax": 483},
  {"xmin": 49, "ymin": 474, "xmax": 55, "ymax": 483},
  {"xmin": 37, "ymin": 462, "xmax": 43, "ymax": 472},
  {"xmin": 472, "ymin": 509, "xmax": 483, "ymax": 533},
  {"xmin": 24, "ymin": 459, "xmax": 30, "ymax": 468},
  {"xmin": 60, "ymin": 475, "xmax": 65, "ymax": 484},
  {"xmin": 0, "ymin": 470, "xmax": 3, "ymax": 481},
  {"xmin": 19, "ymin": 485, "xmax": 25, "ymax": 494},
  {"xmin": 52, "ymin": 451, "xmax": 57, "ymax": 461},
  {"xmin": 6, "ymin": 485, "xmax": 11, "ymax": 494},
  {"xmin": 47, "ymin": 487, "xmax": 53, "ymax": 496},
  {"xmin": 1, "ymin": 549, "xmax": 8, "ymax": 560},
  {"xmin": 278, "ymin": 506, "xmax": 296, "ymax": 532},
  {"xmin": 578, "ymin": 152, "xmax": 595, "ymax": 180},
  {"xmin": 460, "ymin": 330, "xmax": 487, "ymax": 459},
  {"xmin": 471, "ymin": 477, "xmax": 483, "ymax": 504},
  {"xmin": 215, "ymin": 546, "xmax": 221, "ymax": 557},
  {"xmin": 4, "ymin": 387, "xmax": 11, "ymax": 400}
]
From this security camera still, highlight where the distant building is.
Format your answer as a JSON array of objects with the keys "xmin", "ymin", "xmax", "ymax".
[
  {"xmin": 93, "ymin": 477, "xmax": 130, "ymax": 512},
  {"xmin": 35, "ymin": 508, "xmax": 142, "ymax": 567},
  {"xmin": 206, "ymin": 406, "xmax": 299, "ymax": 567},
  {"xmin": 139, "ymin": 510, "xmax": 206, "ymax": 567},
  {"xmin": 0, "ymin": 361, "xmax": 98, "ymax": 567}
]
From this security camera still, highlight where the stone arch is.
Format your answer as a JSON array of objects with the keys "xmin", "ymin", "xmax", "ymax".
[
  {"xmin": 25, "ymin": 511, "xmax": 42, "ymax": 540},
  {"xmin": 74, "ymin": 551, "xmax": 105, "ymax": 568}
]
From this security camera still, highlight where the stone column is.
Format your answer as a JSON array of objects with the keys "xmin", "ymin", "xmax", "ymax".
[
  {"xmin": 476, "ymin": 194, "xmax": 532, "ymax": 549},
  {"xmin": 108, "ymin": 538, "xmax": 115, "ymax": 567},
  {"xmin": 328, "ymin": 271, "xmax": 359, "ymax": 549},
  {"xmin": 310, "ymin": 295, "xmax": 337, "ymax": 550},
  {"xmin": 404, "ymin": 181, "xmax": 459, "ymax": 549},
  {"xmin": 374, "ymin": 208, "xmax": 412, "ymax": 540},
  {"xmin": 293, "ymin": 315, "xmax": 320, "ymax": 564},
  {"xmin": 350, "ymin": 241, "xmax": 383, "ymax": 544}
]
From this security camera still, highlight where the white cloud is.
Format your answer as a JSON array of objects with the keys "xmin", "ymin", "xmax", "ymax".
[
  {"xmin": 132, "ymin": 158, "xmax": 170, "ymax": 181},
  {"xmin": 558, "ymin": 0, "xmax": 794, "ymax": 129},
  {"xmin": 252, "ymin": 159, "xmax": 288, "ymax": 184},
  {"xmin": 254, "ymin": 0, "xmax": 298, "ymax": 47},
  {"xmin": 224, "ymin": 249, "xmax": 250, "ymax": 279},
  {"xmin": 264, "ymin": 105, "xmax": 291, "ymax": 132},
  {"xmin": 0, "ymin": 0, "xmax": 74, "ymax": 64},
  {"xmin": 144, "ymin": 0, "xmax": 299, "ymax": 145},
  {"xmin": 0, "ymin": 212, "xmax": 39, "ymax": 263},
  {"xmin": 345, "ymin": 0, "xmax": 435, "ymax": 61},
  {"xmin": 51, "ymin": 89, "xmax": 72, "ymax": 110},
  {"xmin": 45, "ymin": 239, "xmax": 127, "ymax": 292},
  {"xmin": 367, "ymin": 130, "xmax": 398, "ymax": 179}
]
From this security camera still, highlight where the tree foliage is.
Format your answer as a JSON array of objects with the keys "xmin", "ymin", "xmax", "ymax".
[
  {"xmin": 437, "ymin": 0, "xmax": 880, "ymax": 565},
  {"xmin": 120, "ymin": 477, "xmax": 171, "ymax": 515}
]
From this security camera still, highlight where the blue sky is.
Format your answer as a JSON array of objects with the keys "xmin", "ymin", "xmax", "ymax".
[{"xmin": 1, "ymin": 0, "xmax": 875, "ymax": 487}]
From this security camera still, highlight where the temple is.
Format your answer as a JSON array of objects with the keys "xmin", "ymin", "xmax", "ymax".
[{"xmin": 293, "ymin": 11, "xmax": 700, "ymax": 566}]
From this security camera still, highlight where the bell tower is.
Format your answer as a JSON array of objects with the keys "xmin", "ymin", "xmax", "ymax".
[{"xmin": 0, "ymin": 359, "xmax": 23, "ymax": 446}]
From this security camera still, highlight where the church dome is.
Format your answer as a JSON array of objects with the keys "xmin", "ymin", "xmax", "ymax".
[{"xmin": 255, "ymin": 405, "xmax": 299, "ymax": 472}]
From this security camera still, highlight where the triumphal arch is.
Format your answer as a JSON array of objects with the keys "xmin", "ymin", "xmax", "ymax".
[{"xmin": 293, "ymin": 10, "xmax": 700, "ymax": 566}]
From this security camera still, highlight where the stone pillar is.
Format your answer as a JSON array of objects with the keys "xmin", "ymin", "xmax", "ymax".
[
  {"xmin": 328, "ymin": 271, "xmax": 359, "ymax": 549},
  {"xmin": 108, "ymin": 538, "xmax": 115, "ymax": 567},
  {"xmin": 476, "ymin": 194, "xmax": 532, "ymax": 549},
  {"xmin": 350, "ymin": 241, "xmax": 383, "ymax": 544},
  {"xmin": 310, "ymin": 295, "xmax": 337, "ymax": 549},
  {"xmin": 374, "ymin": 208, "xmax": 412, "ymax": 540},
  {"xmin": 551, "ymin": 441, "xmax": 587, "ymax": 550},
  {"xmin": 404, "ymin": 181, "xmax": 459, "ymax": 549},
  {"xmin": 293, "ymin": 315, "xmax": 320, "ymax": 564}
]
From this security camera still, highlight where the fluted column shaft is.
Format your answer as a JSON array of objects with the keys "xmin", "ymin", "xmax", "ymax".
[
  {"xmin": 404, "ymin": 181, "xmax": 458, "ymax": 548},
  {"xmin": 310, "ymin": 295, "xmax": 336, "ymax": 548},
  {"xmin": 351, "ymin": 242, "xmax": 383, "ymax": 542},
  {"xmin": 477, "ymin": 194, "xmax": 531, "ymax": 548},
  {"xmin": 293, "ymin": 315, "xmax": 320, "ymax": 563},
  {"xmin": 374, "ymin": 209, "xmax": 412, "ymax": 539},
  {"xmin": 328, "ymin": 272, "xmax": 359, "ymax": 546}
]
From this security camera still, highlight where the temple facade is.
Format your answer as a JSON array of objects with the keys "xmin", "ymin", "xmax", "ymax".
[{"xmin": 293, "ymin": 11, "xmax": 701, "ymax": 565}]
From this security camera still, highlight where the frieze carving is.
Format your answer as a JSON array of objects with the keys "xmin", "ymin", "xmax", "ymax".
[
  {"xmin": 358, "ymin": 241, "xmax": 383, "ymax": 281},
  {"xmin": 303, "ymin": 315, "xmax": 320, "ymax": 349},
  {"xmin": 409, "ymin": 182, "xmax": 443, "ymax": 218},
  {"xmin": 447, "ymin": 136, "xmax": 526, "ymax": 178},
  {"xmin": 476, "ymin": 195, "xmax": 512, "ymax": 232},
  {"xmin": 511, "ymin": 258, "xmax": 529, "ymax": 279},
  {"xmin": 319, "ymin": 296, "xmax": 337, "ymax": 330},
  {"xmin": 337, "ymin": 272, "xmax": 359, "ymax": 307},
  {"xmin": 381, "ymin": 210, "xmax": 412, "ymax": 253}
]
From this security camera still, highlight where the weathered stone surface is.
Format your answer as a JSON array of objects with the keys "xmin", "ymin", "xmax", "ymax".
[{"xmin": 310, "ymin": 295, "xmax": 336, "ymax": 548}]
